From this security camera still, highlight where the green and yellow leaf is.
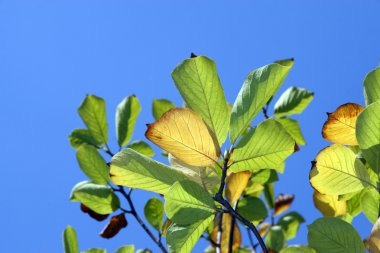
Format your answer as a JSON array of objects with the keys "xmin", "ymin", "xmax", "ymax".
[
  {"xmin": 63, "ymin": 226, "xmax": 79, "ymax": 253},
  {"xmin": 364, "ymin": 66, "xmax": 380, "ymax": 105},
  {"xmin": 313, "ymin": 190, "xmax": 347, "ymax": 217},
  {"xmin": 225, "ymin": 171, "xmax": 251, "ymax": 204},
  {"xmin": 144, "ymin": 197, "xmax": 164, "ymax": 231},
  {"xmin": 274, "ymin": 86, "xmax": 314, "ymax": 117},
  {"xmin": 210, "ymin": 213, "xmax": 241, "ymax": 253},
  {"xmin": 116, "ymin": 95, "xmax": 141, "ymax": 147},
  {"xmin": 152, "ymin": 99, "xmax": 176, "ymax": 120},
  {"xmin": 277, "ymin": 117, "xmax": 306, "ymax": 145}
]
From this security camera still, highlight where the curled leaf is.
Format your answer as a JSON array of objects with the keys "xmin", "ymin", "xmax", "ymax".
[
  {"xmin": 80, "ymin": 204, "xmax": 109, "ymax": 221},
  {"xmin": 99, "ymin": 213, "xmax": 128, "ymax": 239},
  {"xmin": 145, "ymin": 108, "xmax": 220, "ymax": 167}
]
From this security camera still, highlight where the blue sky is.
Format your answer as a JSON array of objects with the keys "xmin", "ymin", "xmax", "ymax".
[{"xmin": 1, "ymin": 1, "xmax": 380, "ymax": 252}]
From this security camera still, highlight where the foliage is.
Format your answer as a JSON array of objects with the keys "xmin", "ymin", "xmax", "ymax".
[{"xmin": 64, "ymin": 54, "xmax": 380, "ymax": 253}]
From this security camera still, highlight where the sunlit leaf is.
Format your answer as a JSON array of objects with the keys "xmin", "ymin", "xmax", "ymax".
[
  {"xmin": 99, "ymin": 213, "xmax": 127, "ymax": 239},
  {"xmin": 360, "ymin": 187, "xmax": 380, "ymax": 224},
  {"xmin": 225, "ymin": 171, "xmax": 251, "ymax": 204},
  {"xmin": 63, "ymin": 225, "xmax": 79, "ymax": 253},
  {"xmin": 364, "ymin": 66, "xmax": 380, "ymax": 105},
  {"xmin": 81, "ymin": 248, "xmax": 106, "ymax": 253},
  {"xmin": 313, "ymin": 191, "xmax": 347, "ymax": 217},
  {"xmin": 237, "ymin": 196, "xmax": 267, "ymax": 223},
  {"xmin": 70, "ymin": 181, "xmax": 120, "ymax": 215},
  {"xmin": 266, "ymin": 226, "xmax": 286, "ymax": 252},
  {"xmin": 277, "ymin": 212, "xmax": 305, "ymax": 240},
  {"xmin": 231, "ymin": 119, "xmax": 295, "ymax": 173},
  {"xmin": 167, "ymin": 215, "xmax": 214, "ymax": 253},
  {"xmin": 110, "ymin": 148, "xmax": 186, "ymax": 195},
  {"xmin": 264, "ymin": 183, "xmax": 275, "ymax": 209},
  {"xmin": 169, "ymin": 154, "xmax": 219, "ymax": 191},
  {"xmin": 367, "ymin": 217, "xmax": 380, "ymax": 253},
  {"xmin": 164, "ymin": 180, "xmax": 215, "ymax": 225},
  {"xmin": 356, "ymin": 100, "xmax": 380, "ymax": 174},
  {"xmin": 346, "ymin": 191, "xmax": 362, "ymax": 217},
  {"xmin": 126, "ymin": 140, "xmax": 155, "ymax": 157},
  {"xmin": 69, "ymin": 129, "xmax": 101, "ymax": 149},
  {"xmin": 309, "ymin": 144, "xmax": 371, "ymax": 195},
  {"xmin": 277, "ymin": 117, "xmax": 306, "ymax": 145},
  {"xmin": 172, "ymin": 56, "xmax": 229, "ymax": 145},
  {"xmin": 152, "ymin": 99, "xmax": 176, "ymax": 120},
  {"xmin": 115, "ymin": 245, "xmax": 134, "ymax": 253},
  {"xmin": 78, "ymin": 94, "xmax": 108, "ymax": 144},
  {"xmin": 251, "ymin": 169, "xmax": 278, "ymax": 184},
  {"xmin": 308, "ymin": 217, "xmax": 365, "ymax": 253},
  {"xmin": 274, "ymin": 86, "xmax": 313, "ymax": 117},
  {"xmin": 229, "ymin": 59, "xmax": 293, "ymax": 143},
  {"xmin": 275, "ymin": 194, "xmax": 295, "ymax": 216},
  {"xmin": 210, "ymin": 213, "xmax": 242, "ymax": 253},
  {"xmin": 162, "ymin": 219, "xmax": 172, "ymax": 237},
  {"xmin": 144, "ymin": 197, "xmax": 164, "ymax": 231},
  {"xmin": 80, "ymin": 204, "xmax": 109, "ymax": 221},
  {"xmin": 76, "ymin": 145, "xmax": 110, "ymax": 185},
  {"xmin": 280, "ymin": 246, "xmax": 316, "ymax": 253},
  {"xmin": 116, "ymin": 95, "xmax": 141, "ymax": 147},
  {"xmin": 322, "ymin": 103, "xmax": 364, "ymax": 145},
  {"xmin": 145, "ymin": 108, "xmax": 220, "ymax": 167}
]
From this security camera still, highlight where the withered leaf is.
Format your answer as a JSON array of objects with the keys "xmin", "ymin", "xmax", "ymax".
[
  {"xmin": 81, "ymin": 203, "xmax": 109, "ymax": 222},
  {"xmin": 99, "ymin": 213, "xmax": 127, "ymax": 239},
  {"xmin": 274, "ymin": 194, "xmax": 295, "ymax": 216}
]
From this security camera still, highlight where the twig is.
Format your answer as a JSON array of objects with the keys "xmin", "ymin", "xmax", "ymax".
[
  {"xmin": 216, "ymin": 212, "xmax": 224, "ymax": 253},
  {"xmin": 247, "ymin": 228, "xmax": 256, "ymax": 251},
  {"xmin": 262, "ymin": 105, "xmax": 269, "ymax": 119},
  {"xmin": 228, "ymin": 202, "xmax": 238, "ymax": 253}
]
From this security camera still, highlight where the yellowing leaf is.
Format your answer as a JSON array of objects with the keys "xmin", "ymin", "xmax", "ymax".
[
  {"xmin": 225, "ymin": 171, "xmax": 252, "ymax": 204},
  {"xmin": 145, "ymin": 108, "xmax": 220, "ymax": 167},
  {"xmin": 313, "ymin": 191, "xmax": 347, "ymax": 217},
  {"xmin": 274, "ymin": 194, "xmax": 295, "ymax": 216},
  {"xmin": 322, "ymin": 103, "xmax": 364, "ymax": 145},
  {"xmin": 367, "ymin": 218, "xmax": 380, "ymax": 253},
  {"xmin": 211, "ymin": 214, "xmax": 241, "ymax": 253},
  {"xmin": 310, "ymin": 144, "xmax": 371, "ymax": 195}
]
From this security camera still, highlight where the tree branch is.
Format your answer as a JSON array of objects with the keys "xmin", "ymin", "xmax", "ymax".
[
  {"xmin": 228, "ymin": 202, "xmax": 237, "ymax": 253},
  {"xmin": 216, "ymin": 212, "xmax": 223, "ymax": 253}
]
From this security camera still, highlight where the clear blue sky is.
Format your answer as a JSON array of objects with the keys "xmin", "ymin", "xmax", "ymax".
[{"xmin": 1, "ymin": 1, "xmax": 380, "ymax": 252}]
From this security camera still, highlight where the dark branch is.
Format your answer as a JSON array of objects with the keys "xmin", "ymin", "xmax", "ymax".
[{"xmin": 228, "ymin": 202, "xmax": 237, "ymax": 253}]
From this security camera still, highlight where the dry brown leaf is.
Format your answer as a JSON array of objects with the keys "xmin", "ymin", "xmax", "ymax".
[
  {"xmin": 313, "ymin": 190, "xmax": 347, "ymax": 217},
  {"xmin": 80, "ymin": 203, "xmax": 109, "ymax": 221},
  {"xmin": 145, "ymin": 108, "xmax": 220, "ymax": 167},
  {"xmin": 211, "ymin": 213, "xmax": 241, "ymax": 253},
  {"xmin": 274, "ymin": 194, "xmax": 295, "ymax": 216},
  {"xmin": 225, "ymin": 171, "xmax": 252, "ymax": 204},
  {"xmin": 322, "ymin": 103, "xmax": 364, "ymax": 145},
  {"xmin": 99, "ymin": 213, "xmax": 127, "ymax": 239},
  {"xmin": 367, "ymin": 217, "xmax": 380, "ymax": 253}
]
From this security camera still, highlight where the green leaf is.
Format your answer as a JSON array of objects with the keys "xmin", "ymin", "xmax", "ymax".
[
  {"xmin": 135, "ymin": 250, "xmax": 151, "ymax": 253},
  {"xmin": 280, "ymin": 246, "xmax": 316, "ymax": 253},
  {"xmin": 78, "ymin": 94, "xmax": 108, "ymax": 144},
  {"xmin": 81, "ymin": 249, "xmax": 106, "ymax": 253},
  {"xmin": 152, "ymin": 99, "xmax": 176, "ymax": 120},
  {"xmin": 274, "ymin": 86, "xmax": 313, "ymax": 117},
  {"xmin": 310, "ymin": 144, "xmax": 371, "ymax": 195},
  {"xmin": 164, "ymin": 180, "xmax": 215, "ymax": 225},
  {"xmin": 172, "ymin": 55, "xmax": 230, "ymax": 145},
  {"xmin": 277, "ymin": 212, "xmax": 305, "ymax": 240},
  {"xmin": 76, "ymin": 145, "xmax": 110, "ymax": 184},
  {"xmin": 116, "ymin": 95, "xmax": 141, "ymax": 147},
  {"xmin": 110, "ymin": 148, "xmax": 186, "ymax": 195},
  {"xmin": 308, "ymin": 217, "xmax": 365, "ymax": 253},
  {"xmin": 126, "ymin": 140, "xmax": 155, "ymax": 157},
  {"xmin": 347, "ymin": 191, "xmax": 362, "ymax": 217},
  {"xmin": 364, "ymin": 66, "xmax": 380, "ymax": 105},
  {"xmin": 277, "ymin": 117, "xmax": 306, "ymax": 145},
  {"xmin": 70, "ymin": 181, "xmax": 119, "ymax": 214},
  {"xmin": 360, "ymin": 187, "xmax": 380, "ymax": 224},
  {"xmin": 169, "ymin": 154, "xmax": 219, "ymax": 191},
  {"xmin": 230, "ymin": 119, "xmax": 295, "ymax": 173},
  {"xmin": 69, "ymin": 129, "xmax": 101, "ymax": 149},
  {"xmin": 229, "ymin": 59, "xmax": 293, "ymax": 143},
  {"xmin": 63, "ymin": 226, "xmax": 79, "ymax": 253},
  {"xmin": 237, "ymin": 197, "xmax": 267, "ymax": 223},
  {"xmin": 251, "ymin": 169, "xmax": 278, "ymax": 184},
  {"xmin": 266, "ymin": 226, "xmax": 286, "ymax": 252},
  {"xmin": 356, "ymin": 100, "xmax": 380, "ymax": 174},
  {"xmin": 264, "ymin": 183, "xmax": 275, "ymax": 209},
  {"xmin": 115, "ymin": 245, "xmax": 135, "ymax": 253},
  {"xmin": 144, "ymin": 197, "xmax": 164, "ymax": 231},
  {"xmin": 166, "ymin": 215, "xmax": 214, "ymax": 253}
]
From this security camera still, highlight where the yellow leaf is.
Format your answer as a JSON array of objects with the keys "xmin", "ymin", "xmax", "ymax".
[
  {"xmin": 322, "ymin": 103, "xmax": 364, "ymax": 145},
  {"xmin": 145, "ymin": 108, "xmax": 220, "ymax": 167},
  {"xmin": 367, "ymin": 217, "xmax": 380, "ymax": 253},
  {"xmin": 313, "ymin": 190, "xmax": 347, "ymax": 217},
  {"xmin": 225, "ymin": 171, "xmax": 252, "ymax": 204},
  {"xmin": 258, "ymin": 222, "xmax": 271, "ymax": 238},
  {"xmin": 211, "ymin": 213, "xmax": 241, "ymax": 253}
]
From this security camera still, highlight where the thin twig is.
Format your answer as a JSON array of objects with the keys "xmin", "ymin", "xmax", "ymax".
[
  {"xmin": 247, "ymin": 228, "xmax": 256, "ymax": 251},
  {"xmin": 228, "ymin": 201, "xmax": 238, "ymax": 253},
  {"xmin": 216, "ymin": 212, "xmax": 224, "ymax": 253}
]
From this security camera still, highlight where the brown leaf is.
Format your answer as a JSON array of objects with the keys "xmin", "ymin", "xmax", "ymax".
[
  {"xmin": 274, "ymin": 194, "xmax": 294, "ymax": 216},
  {"xmin": 80, "ymin": 204, "xmax": 109, "ymax": 221},
  {"xmin": 322, "ymin": 103, "xmax": 364, "ymax": 145},
  {"xmin": 225, "ymin": 171, "xmax": 252, "ymax": 204},
  {"xmin": 99, "ymin": 213, "xmax": 127, "ymax": 239},
  {"xmin": 145, "ymin": 108, "xmax": 220, "ymax": 167},
  {"xmin": 210, "ymin": 213, "xmax": 241, "ymax": 253}
]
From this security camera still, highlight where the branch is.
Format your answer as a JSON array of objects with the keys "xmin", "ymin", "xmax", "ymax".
[
  {"xmin": 216, "ymin": 212, "xmax": 224, "ymax": 253},
  {"xmin": 214, "ymin": 156, "xmax": 268, "ymax": 253},
  {"xmin": 228, "ymin": 202, "xmax": 237, "ymax": 253}
]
